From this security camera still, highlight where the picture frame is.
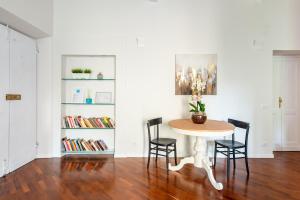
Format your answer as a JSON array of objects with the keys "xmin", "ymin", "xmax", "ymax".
[
  {"xmin": 72, "ymin": 88, "xmax": 85, "ymax": 103},
  {"xmin": 175, "ymin": 54, "xmax": 217, "ymax": 95},
  {"xmin": 95, "ymin": 92, "xmax": 112, "ymax": 104}
]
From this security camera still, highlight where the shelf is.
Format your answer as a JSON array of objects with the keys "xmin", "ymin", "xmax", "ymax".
[
  {"xmin": 62, "ymin": 128, "xmax": 115, "ymax": 130},
  {"xmin": 61, "ymin": 103, "xmax": 115, "ymax": 105},
  {"xmin": 61, "ymin": 55, "xmax": 116, "ymax": 156},
  {"xmin": 61, "ymin": 150, "xmax": 114, "ymax": 155},
  {"xmin": 62, "ymin": 78, "xmax": 115, "ymax": 81}
]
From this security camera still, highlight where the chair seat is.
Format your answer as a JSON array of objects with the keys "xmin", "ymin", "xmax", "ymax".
[
  {"xmin": 151, "ymin": 138, "xmax": 176, "ymax": 146},
  {"xmin": 216, "ymin": 140, "xmax": 245, "ymax": 148}
]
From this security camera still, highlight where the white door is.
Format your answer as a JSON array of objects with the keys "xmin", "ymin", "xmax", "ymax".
[
  {"xmin": 273, "ymin": 56, "xmax": 300, "ymax": 151},
  {"xmin": 0, "ymin": 25, "xmax": 10, "ymax": 176},
  {"xmin": 8, "ymin": 29, "xmax": 37, "ymax": 172}
]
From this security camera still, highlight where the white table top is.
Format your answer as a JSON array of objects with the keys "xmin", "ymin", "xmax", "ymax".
[{"xmin": 168, "ymin": 119, "xmax": 235, "ymax": 138}]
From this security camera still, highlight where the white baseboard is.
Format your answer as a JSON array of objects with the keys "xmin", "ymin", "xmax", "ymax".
[
  {"xmin": 114, "ymin": 153, "xmax": 145, "ymax": 158},
  {"xmin": 114, "ymin": 153, "xmax": 274, "ymax": 158},
  {"xmin": 36, "ymin": 153, "xmax": 62, "ymax": 158},
  {"xmin": 38, "ymin": 152, "xmax": 275, "ymax": 159},
  {"xmin": 274, "ymin": 147, "xmax": 300, "ymax": 151},
  {"xmin": 36, "ymin": 154, "xmax": 54, "ymax": 158},
  {"xmin": 248, "ymin": 153, "xmax": 274, "ymax": 158}
]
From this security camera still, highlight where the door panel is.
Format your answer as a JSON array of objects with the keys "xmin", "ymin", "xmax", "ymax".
[
  {"xmin": 8, "ymin": 29, "xmax": 37, "ymax": 172},
  {"xmin": 0, "ymin": 25, "xmax": 10, "ymax": 176},
  {"xmin": 273, "ymin": 56, "xmax": 300, "ymax": 151}
]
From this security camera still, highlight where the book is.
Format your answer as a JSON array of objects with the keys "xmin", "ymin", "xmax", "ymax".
[
  {"xmin": 89, "ymin": 140, "xmax": 99, "ymax": 151},
  {"xmin": 78, "ymin": 116, "xmax": 87, "ymax": 128},
  {"xmin": 62, "ymin": 138, "xmax": 69, "ymax": 151},
  {"xmin": 66, "ymin": 139, "xmax": 72, "ymax": 151},
  {"xmin": 99, "ymin": 140, "xmax": 108, "ymax": 150},
  {"xmin": 75, "ymin": 117, "xmax": 82, "ymax": 128},
  {"xmin": 96, "ymin": 118, "xmax": 105, "ymax": 128},
  {"xmin": 81, "ymin": 140, "xmax": 89, "ymax": 151},
  {"xmin": 76, "ymin": 139, "xmax": 83, "ymax": 151},
  {"xmin": 84, "ymin": 118, "xmax": 94, "ymax": 128},
  {"xmin": 88, "ymin": 118, "xmax": 98, "ymax": 128},
  {"xmin": 62, "ymin": 138, "xmax": 109, "ymax": 152},
  {"xmin": 100, "ymin": 117, "xmax": 109, "ymax": 127},
  {"xmin": 96, "ymin": 140, "xmax": 104, "ymax": 150},
  {"xmin": 109, "ymin": 118, "xmax": 115, "ymax": 128},
  {"xmin": 93, "ymin": 118, "xmax": 102, "ymax": 128}
]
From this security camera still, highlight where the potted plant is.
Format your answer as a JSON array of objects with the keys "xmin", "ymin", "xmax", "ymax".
[
  {"xmin": 189, "ymin": 95, "xmax": 207, "ymax": 124},
  {"xmin": 72, "ymin": 68, "xmax": 83, "ymax": 79},
  {"xmin": 83, "ymin": 69, "xmax": 92, "ymax": 79}
]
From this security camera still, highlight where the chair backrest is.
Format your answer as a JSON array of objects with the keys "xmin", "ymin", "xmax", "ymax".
[
  {"xmin": 147, "ymin": 117, "xmax": 162, "ymax": 142},
  {"xmin": 228, "ymin": 118, "xmax": 250, "ymax": 146}
]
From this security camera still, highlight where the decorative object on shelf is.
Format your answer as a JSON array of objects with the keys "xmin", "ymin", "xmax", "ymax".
[
  {"xmin": 95, "ymin": 92, "xmax": 112, "ymax": 104},
  {"xmin": 86, "ymin": 98, "xmax": 93, "ymax": 104},
  {"xmin": 72, "ymin": 68, "xmax": 83, "ymax": 79},
  {"xmin": 189, "ymin": 95, "xmax": 207, "ymax": 124},
  {"xmin": 85, "ymin": 89, "xmax": 93, "ymax": 104},
  {"xmin": 175, "ymin": 54, "xmax": 217, "ymax": 95},
  {"xmin": 97, "ymin": 72, "xmax": 104, "ymax": 79},
  {"xmin": 72, "ymin": 88, "xmax": 84, "ymax": 103},
  {"xmin": 83, "ymin": 68, "xmax": 92, "ymax": 79}
]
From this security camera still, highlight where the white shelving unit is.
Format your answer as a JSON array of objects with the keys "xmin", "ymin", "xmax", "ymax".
[{"xmin": 61, "ymin": 55, "xmax": 116, "ymax": 155}]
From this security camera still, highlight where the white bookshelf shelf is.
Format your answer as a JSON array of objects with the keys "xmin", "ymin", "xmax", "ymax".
[
  {"xmin": 61, "ymin": 102, "xmax": 115, "ymax": 105},
  {"xmin": 62, "ymin": 78, "xmax": 115, "ymax": 81},
  {"xmin": 61, "ymin": 128, "xmax": 115, "ymax": 130}
]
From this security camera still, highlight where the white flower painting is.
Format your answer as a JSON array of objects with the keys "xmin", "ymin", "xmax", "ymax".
[{"xmin": 175, "ymin": 54, "xmax": 217, "ymax": 95}]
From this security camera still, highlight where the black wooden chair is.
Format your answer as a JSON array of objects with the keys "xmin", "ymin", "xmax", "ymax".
[
  {"xmin": 147, "ymin": 117, "xmax": 177, "ymax": 173},
  {"xmin": 214, "ymin": 118, "xmax": 250, "ymax": 178}
]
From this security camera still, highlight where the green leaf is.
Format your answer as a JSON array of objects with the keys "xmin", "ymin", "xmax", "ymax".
[
  {"xmin": 189, "ymin": 103, "xmax": 197, "ymax": 110},
  {"xmin": 200, "ymin": 103, "xmax": 205, "ymax": 112},
  {"xmin": 197, "ymin": 101, "xmax": 201, "ymax": 110}
]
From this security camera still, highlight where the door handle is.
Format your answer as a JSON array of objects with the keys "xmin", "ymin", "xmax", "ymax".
[
  {"xmin": 278, "ymin": 96, "xmax": 283, "ymax": 108},
  {"xmin": 6, "ymin": 94, "xmax": 21, "ymax": 101}
]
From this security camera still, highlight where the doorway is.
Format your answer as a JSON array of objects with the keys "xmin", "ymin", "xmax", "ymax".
[{"xmin": 273, "ymin": 50, "xmax": 300, "ymax": 151}]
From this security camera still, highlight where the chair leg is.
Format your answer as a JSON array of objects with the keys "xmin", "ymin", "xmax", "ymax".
[
  {"xmin": 227, "ymin": 148, "xmax": 230, "ymax": 179},
  {"xmin": 174, "ymin": 143, "xmax": 178, "ymax": 165},
  {"xmin": 166, "ymin": 146, "xmax": 169, "ymax": 174},
  {"xmin": 233, "ymin": 148, "xmax": 236, "ymax": 169},
  {"xmin": 213, "ymin": 143, "xmax": 217, "ymax": 168},
  {"xmin": 245, "ymin": 150, "xmax": 249, "ymax": 175},
  {"xmin": 155, "ymin": 145, "xmax": 158, "ymax": 166},
  {"xmin": 147, "ymin": 145, "xmax": 151, "ymax": 169}
]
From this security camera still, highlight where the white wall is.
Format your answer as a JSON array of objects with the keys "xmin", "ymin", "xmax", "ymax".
[
  {"xmin": 43, "ymin": 0, "xmax": 300, "ymax": 158},
  {"xmin": 0, "ymin": 0, "xmax": 53, "ymax": 38}
]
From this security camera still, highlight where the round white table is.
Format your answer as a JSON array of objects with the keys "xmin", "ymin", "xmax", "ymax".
[{"xmin": 168, "ymin": 119, "xmax": 235, "ymax": 190}]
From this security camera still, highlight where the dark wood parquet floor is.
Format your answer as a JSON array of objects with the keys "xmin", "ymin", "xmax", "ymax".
[{"xmin": 0, "ymin": 152, "xmax": 299, "ymax": 200}]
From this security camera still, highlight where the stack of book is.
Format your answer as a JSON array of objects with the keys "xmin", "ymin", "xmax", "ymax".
[
  {"xmin": 62, "ymin": 116, "xmax": 115, "ymax": 129},
  {"xmin": 62, "ymin": 137, "xmax": 108, "ymax": 152}
]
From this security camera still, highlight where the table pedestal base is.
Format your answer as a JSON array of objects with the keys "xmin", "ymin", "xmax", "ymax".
[{"xmin": 169, "ymin": 136, "xmax": 223, "ymax": 190}]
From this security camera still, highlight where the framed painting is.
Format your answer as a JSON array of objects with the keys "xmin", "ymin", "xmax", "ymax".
[{"xmin": 175, "ymin": 54, "xmax": 217, "ymax": 95}]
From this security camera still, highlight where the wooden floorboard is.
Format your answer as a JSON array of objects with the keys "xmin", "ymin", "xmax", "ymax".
[{"xmin": 0, "ymin": 152, "xmax": 299, "ymax": 200}]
